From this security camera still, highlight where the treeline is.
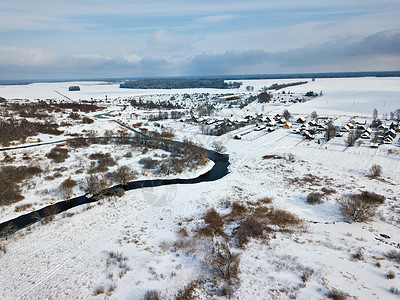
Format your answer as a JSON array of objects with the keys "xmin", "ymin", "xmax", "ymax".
[
  {"xmin": 130, "ymin": 99, "xmax": 182, "ymax": 110},
  {"xmin": 267, "ymin": 81, "xmax": 308, "ymax": 90},
  {"xmin": 120, "ymin": 79, "xmax": 242, "ymax": 89}
]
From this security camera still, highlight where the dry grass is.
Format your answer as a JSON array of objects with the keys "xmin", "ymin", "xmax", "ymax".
[
  {"xmin": 326, "ymin": 289, "xmax": 348, "ymax": 300},
  {"xmin": 14, "ymin": 203, "xmax": 33, "ymax": 212},
  {"xmin": 352, "ymin": 248, "xmax": 364, "ymax": 261},
  {"xmin": 387, "ymin": 270, "xmax": 396, "ymax": 279}
]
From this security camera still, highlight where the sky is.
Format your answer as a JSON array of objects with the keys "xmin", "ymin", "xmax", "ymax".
[{"xmin": 0, "ymin": 0, "xmax": 400, "ymax": 80}]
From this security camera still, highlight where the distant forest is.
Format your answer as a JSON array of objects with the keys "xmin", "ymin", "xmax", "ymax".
[{"xmin": 120, "ymin": 79, "xmax": 242, "ymax": 89}]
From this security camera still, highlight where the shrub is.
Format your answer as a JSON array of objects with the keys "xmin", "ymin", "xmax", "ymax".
[
  {"xmin": 139, "ymin": 157, "xmax": 160, "ymax": 169},
  {"xmin": 14, "ymin": 203, "xmax": 33, "ymax": 212},
  {"xmin": 0, "ymin": 166, "xmax": 42, "ymax": 206},
  {"xmin": 386, "ymin": 250, "xmax": 400, "ymax": 263},
  {"xmin": 352, "ymin": 248, "xmax": 364, "ymax": 261},
  {"xmin": 301, "ymin": 267, "xmax": 314, "ymax": 283},
  {"xmin": 235, "ymin": 217, "xmax": 264, "ymax": 247},
  {"xmin": 326, "ymin": 289, "xmax": 348, "ymax": 300},
  {"xmin": 208, "ymin": 241, "xmax": 240, "ymax": 283},
  {"xmin": 93, "ymin": 286, "xmax": 105, "ymax": 296},
  {"xmin": 109, "ymin": 166, "xmax": 138, "ymax": 186},
  {"xmin": 59, "ymin": 177, "xmax": 77, "ymax": 199},
  {"xmin": 322, "ymin": 187, "xmax": 336, "ymax": 195},
  {"xmin": 84, "ymin": 175, "xmax": 108, "ymax": 199},
  {"xmin": 46, "ymin": 146, "xmax": 69, "ymax": 163},
  {"xmin": 387, "ymin": 271, "xmax": 396, "ymax": 279},
  {"xmin": 369, "ymin": 164, "xmax": 382, "ymax": 178},
  {"xmin": 267, "ymin": 208, "xmax": 301, "ymax": 226},
  {"xmin": 198, "ymin": 208, "xmax": 225, "ymax": 237},
  {"xmin": 337, "ymin": 192, "xmax": 385, "ymax": 222},
  {"xmin": 67, "ymin": 137, "xmax": 89, "ymax": 148},
  {"xmin": 142, "ymin": 290, "xmax": 162, "ymax": 300},
  {"xmin": 306, "ymin": 192, "xmax": 323, "ymax": 205},
  {"xmin": 390, "ymin": 286, "xmax": 400, "ymax": 296},
  {"xmin": 89, "ymin": 152, "xmax": 117, "ymax": 172}
]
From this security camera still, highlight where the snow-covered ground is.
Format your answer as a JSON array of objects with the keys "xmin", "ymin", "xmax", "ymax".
[{"xmin": 0, "ymin": 77, "xmax": 400, "ymax": 299}]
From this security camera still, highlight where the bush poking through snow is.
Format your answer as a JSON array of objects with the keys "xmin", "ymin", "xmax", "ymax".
[
  {"xmin": 108, "ymin": 166, "xmax": 138, "ymax": 186},
  {"xmin": 390, "ymin": 286, "xmax": 400, "ymax": 296},
  {"xmin": 301, "ymin": 267, "xmax": 314, "ymax": 282},
  {"xmin": 59, "ymin": 177, "xmax": 77, "ymax": 199},
  {"xmin": 84, "ymin": 174, "xmax": 109, "ymax": 199},
  {"xmin": 387, "ymin": 271, "xmax": 396, "ymax": 279},
  {"xmin": 386, "ymin": 250, "xmax": 400, "ymax": 263},
  {"xmin": 352, "ymin": 248, "xmax": 364, "ymax": 261},
  {"xmin": 142, "ymin": 290, "xmax": 162, "ymax": 300},
  {"xmin": 198, "ymin": 208, "xmax": 225, "ymax": 238},
  {"xmin": 337, "ymin": 191, "xmax": 385, "ymax": 222},
  {"xmin": 326, "ymin": 288, "xmax": 348, "ymax": 300},
  {"xmin": 93, "ymin": 285, "xmax": 105, "ymax": 296},
  {"xmin": 369, "ymin": 164, "xmax": 383, "ymax": 178},
  {"xmin": 175, "ymin": 279, "xmax": 205, "ymax": 300},
  {"xmin": 46, "ymin": 146, "xmax": 69, "ymax": 163},
  {"xmin": 208, "ymin": 241, "xmax": 240, "ymax": 283},
  {"xmin": 306, "ymin": 192, "xmax": 323, "ymax": 205}
]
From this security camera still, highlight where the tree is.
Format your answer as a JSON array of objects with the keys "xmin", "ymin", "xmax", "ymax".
[
  {"xmin": 369, "ymin": 164, "xmax": 382, "ymax": 178},
  {"xmin": 212, "ymin": 141, "xmax": 226, "ymax": 153},
  {"xmin": 282, "ymin": 109, "xmax": 291, "ymax": 121},
  {"xmin": 311, "ymin": 111, "xmax": 318, "ymax": 120},
  {"xmin": 112, "ymin": 166, "xmax": 138, "ymax": 186},
  {"xmin": 395, "ymin": 108, "xmax": 400, "ymax": 120},
  {"xmin": 373, "ymin": 108, "xmax": 378, "ymax": 120},
  {"xmin": 59, "ymin": 177, "xmax": 77, "ymax": 199},
  {"xmin": 84, "ymin": 175, "xmax": 108, "ymax": 199},
  {"xmin": 258, "ymin": 92, "xmax": 271, "ymax": 103},
  {"xmin": 337, "ymin": 191, "xmax": 384, "ymax": 222},
  {"xmin": 324, "ymin": 121, "xmax": 336, "ymax": 141}
]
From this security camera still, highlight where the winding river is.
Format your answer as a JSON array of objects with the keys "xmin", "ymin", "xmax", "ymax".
[{"xmin": 0, "ymin": 151, "xmax": 230, "ymax": 235}]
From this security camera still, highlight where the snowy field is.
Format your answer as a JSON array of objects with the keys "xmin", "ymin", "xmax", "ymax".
[{"xmin": 0, "ymin": 77, "xmax": 400, "ymax": 299}]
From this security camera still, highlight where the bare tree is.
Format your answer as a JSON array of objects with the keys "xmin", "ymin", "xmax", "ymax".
[
  {"xmin": 282, "ymin": 109, "xmax": 292, "ymax": 121},
  {"xmin": 212, "ymin": 141, "xmax": 227, "ymax": 153},
  {"xmin": 59, "ymin": 177, "xmax": 77, "ymax": 199},
  {"xmin": 373, "ymin": 108, "xmax": 378, "ymax": 120},
  {"xmin": 84, "ymin": 174, "xmax": 108, "ymax": 198},
  {"xmin": 112, "ymin": 166, "xmax": 138, "ymax": 186},
  {"xmin": 311, "ymin": 111, "xmax": 318, "ymax": 120},
  {"xmin": 370, "ymin": 164, "xmax": 382, "ymax": 178},
  {"xmin": 337, "ymin": 192, "xmax": 384, "ymax": 222},
  {"xmin": 324, "ymin": 121, "xmax": 336, "ymax": 141}
]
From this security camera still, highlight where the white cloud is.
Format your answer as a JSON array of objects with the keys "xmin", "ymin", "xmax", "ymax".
[
  {"xmin": 0, "ymin": 45, "xmax": 59, "ymax": 66},
  {"xmin": 146, "ymin": 29, "xmax": 194, "ymax": 52},
  {"xmin": 194, "ymin": 15, "xmax": 235, "ymax": 24},
  {"xmin": 122, "ymin": 53, "xmax": 143, "ymax": 64}
]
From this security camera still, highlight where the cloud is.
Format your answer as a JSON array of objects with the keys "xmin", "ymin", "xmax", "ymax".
[
  {"xmin": 186, "ymin": 29, "xmax": 400, "ymax": 74},
  {"xmin": 194, "ymin": 15, "xmax": 235, "ymax": 24},
  {"xmin": 0, "ymin": 29, "xmax": 399, "ymax": 80},
  {"xmin": 146, "ymin": 29, "xmax": 194, "ymax": 52},
  {"xmin": 0, "ymin": 45, "xmax": 59, "ymax": 66}
]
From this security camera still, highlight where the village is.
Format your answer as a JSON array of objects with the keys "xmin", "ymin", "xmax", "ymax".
[{"xmin": 0, "ymin": 77, "xmax": 400, "ymax": 299}]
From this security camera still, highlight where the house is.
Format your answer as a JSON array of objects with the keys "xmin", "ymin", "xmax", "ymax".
[
  {"xmin": 341, "ymin": 125, "xmax": 350, "ymax": 132},
  {"xmin": 360, "ymin": 132, "xmax": 370, "ymax": 139},
  {"xmin": 297, "ymin": 117, "xmax": 306, "ymax": 124},
  {"xmin": 284, "ymin": 123, "xmax": 293, "ymax": 129},
  {"xmin": 308, "ymin": 120, "xmax": 317, "ymax": 127}
]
